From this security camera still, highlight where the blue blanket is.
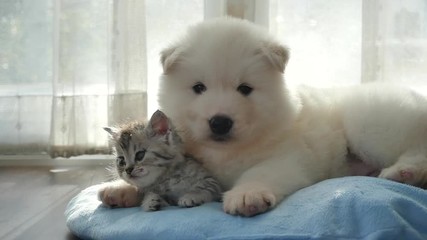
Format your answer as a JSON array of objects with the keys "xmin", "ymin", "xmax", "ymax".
[{"xmin": 65, "ymin": 177, "xmax": 427, "ymax": 240}]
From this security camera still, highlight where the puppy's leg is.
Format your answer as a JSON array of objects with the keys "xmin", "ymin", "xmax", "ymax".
[
  {"xmin": 98, "ymin": 180, "xmax": 142, "ymax": 208},
  {"xmin": 379, "ymin": 150, "xmax": 427, "ymax": 187},
  {"xmin": 223, "ymin": 156, "xmax": 314, "ymax": 217}
]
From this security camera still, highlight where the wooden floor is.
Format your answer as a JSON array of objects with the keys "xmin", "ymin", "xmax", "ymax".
[{"xmin": 0, "ymin": 165, "xmax": 110, "ymax": 240}]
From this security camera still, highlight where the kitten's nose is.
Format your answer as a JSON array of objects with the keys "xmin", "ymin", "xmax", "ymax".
[
  {"xmin": 125, "ymin": 167, "xmax": 134, "ymax": 175},
  {"xmin": 209, "ymin": 115, "xmax": 233, "ymax": 136}
]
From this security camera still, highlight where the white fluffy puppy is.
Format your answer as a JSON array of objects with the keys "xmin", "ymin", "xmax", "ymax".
[
  {"xmin": 158, "ymin": 17, "xmax": 427, "ymax": 216},
  {"xmin": 99, "ymin": 17, "xmax": 427, "ymax": 217}
]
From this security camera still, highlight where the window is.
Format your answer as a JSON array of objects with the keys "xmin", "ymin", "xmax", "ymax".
[
  {"xmin": 270, "ymin": 0, "xmax": 427, "ymax": 90},
  {"xmin": 270, "ymin": 0, "xmax": 362, "ymax": 87}
]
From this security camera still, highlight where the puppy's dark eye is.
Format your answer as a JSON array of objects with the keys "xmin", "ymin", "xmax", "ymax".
[
  {"xmin": 135, "ymin": 150, "xmax": 146, "ymax": 161},
  {"xmin": 237, "ymin": 84, "xmax": 253, "ymax": 96},
  {"xmin": 192, "ymin": 82, "xmax": 207, "ymax": 94},
  {"xmin": 117, "ymin": 156, "xmax": 125, "ymax": 167}
]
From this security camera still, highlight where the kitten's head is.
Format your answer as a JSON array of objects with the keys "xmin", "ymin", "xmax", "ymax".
[{"xmin": 104, "ymin": 110, "xmax": 184, "ymax": 188}]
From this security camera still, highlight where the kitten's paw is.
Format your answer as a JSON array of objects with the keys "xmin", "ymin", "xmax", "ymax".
[
  {"xmin": 379, "ymin": 165, "xmax": 417, "ymax": 185},
  {"xmin": 98, "ymin": 182, "xmax": 140, "ymax": 208},
  {"xmin": 223, "ymin": 187, "xmax": 276, "ymax": 217},
  {"xmin": 178, "ymin": 193, "xmax": 208, "ymax": 208},
  {"xmin": 141, "ymin": 192, "xmax": 166, "ymax": 211}
]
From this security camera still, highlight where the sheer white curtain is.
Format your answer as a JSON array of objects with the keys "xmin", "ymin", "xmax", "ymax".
[
  {"xmin": 49, "ymin": 0, "xmax": 148, "ymax": 157},
  {"xmin": 0, "ymin": 0, "xmax": 54, "ymax": 156},
  {"xmin": 0, "ymin": 0, "xmax": 426, "ymax": 161},
  {"xmin": 0, "ymin": 0, "xmax": 203, "ymax": 159},
  {"xmin": 0, "ymin": 0, "xmax": 148, "ymax": 158}
]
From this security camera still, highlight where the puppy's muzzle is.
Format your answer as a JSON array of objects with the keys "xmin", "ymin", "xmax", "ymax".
[{"xmin": 209, "ymin": 115, "xmax": 233, "ymax": 138}]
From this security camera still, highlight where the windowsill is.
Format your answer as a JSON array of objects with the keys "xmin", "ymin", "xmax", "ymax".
[{"xmin": 0, "ymin": 154, "xmax": 113, "ymax": 167}]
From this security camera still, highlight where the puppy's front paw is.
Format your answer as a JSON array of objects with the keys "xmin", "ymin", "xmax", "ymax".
[
  {"xmin": 98, "ymin": 183, "xmax": 140, "ymax": 208},
  {"xmin": 223, "ymin": 187, "xmax": 276, "ymax": 217}
]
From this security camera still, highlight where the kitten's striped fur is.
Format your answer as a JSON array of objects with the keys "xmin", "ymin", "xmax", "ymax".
[{"xmin": 104, "ymin": 110, "xmax": 222, "ymax": 211}]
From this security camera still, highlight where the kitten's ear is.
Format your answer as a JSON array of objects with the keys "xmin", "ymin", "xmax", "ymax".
[
  {"xmin": 260, "ymin": 41, "xmax": 290, "ymax": 73},
  {"xmin": 103, "ymin": 127, "xmax": 119, "ymax": 138},
  {"xmin": 148, "ymin": 110, "xmax": 170, "ymax": 136}
]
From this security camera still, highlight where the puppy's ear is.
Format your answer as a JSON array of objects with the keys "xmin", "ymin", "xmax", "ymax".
[
  {"xmin": 160, "ymin": 45, "xmax": 182, "ymax": 74},
  {"xmin": 260, "ymin": 41, "xmax": 290, "ymax": 73}
]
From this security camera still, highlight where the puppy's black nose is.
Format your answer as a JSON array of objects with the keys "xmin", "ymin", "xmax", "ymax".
[
  {"xmin": 209, "ymin": 115, "xmax": 233, "ymax": 136},
  {"xmin": 125, "ymin": 167, "xmax": 133, "ymax": 175}
]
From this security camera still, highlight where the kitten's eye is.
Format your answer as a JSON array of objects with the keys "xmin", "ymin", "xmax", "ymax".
[
  {"xmin": 192, "ymin": 82, "xmax": 207, "ymax": 95},
  {"xmin": 237, "ymin": 84, "xmax": 253, "ymax": 96},
  {"xmin": 117, "ymin": 156, "xmax": 125, "ymax": 167},
  {"xmin": 135, "ymin": 150, "xmax": 146, "ymax": 162}
]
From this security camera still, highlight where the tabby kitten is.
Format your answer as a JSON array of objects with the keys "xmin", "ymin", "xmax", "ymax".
[{"xmin": 104, "ymin": 110, "xmax": 222, "ymax": 211}]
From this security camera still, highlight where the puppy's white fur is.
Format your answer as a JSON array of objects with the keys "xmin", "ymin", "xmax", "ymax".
[{"xmin": 158, "ymin": 18, "xmax": 427, "ymax": 216}]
